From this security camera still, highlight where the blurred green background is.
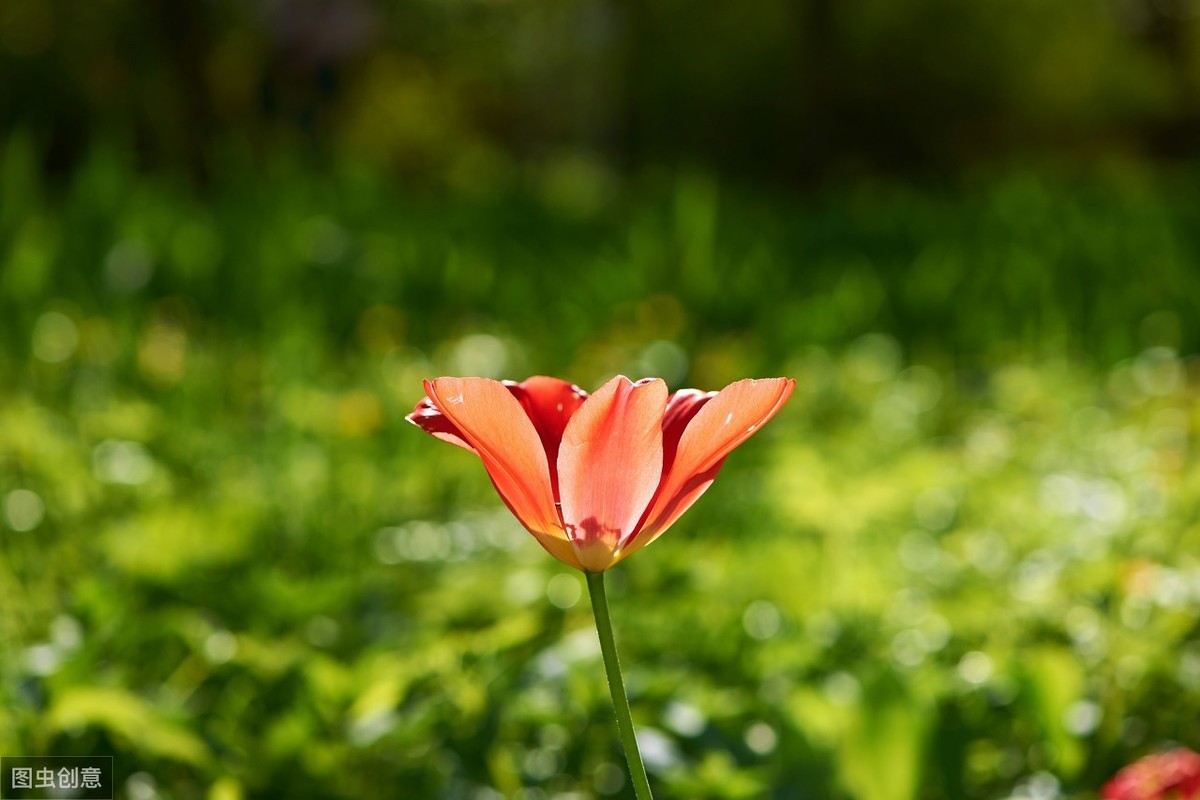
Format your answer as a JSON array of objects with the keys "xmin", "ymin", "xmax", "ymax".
[{"xmin": 2, "ymin": 1, "xmax": 1200, "ymax": 798}]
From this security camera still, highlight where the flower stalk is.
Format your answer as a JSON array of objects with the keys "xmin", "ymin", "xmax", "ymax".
[{"xmin": 586, "ymin": 570, "xmax": 654, "ymax": 800}]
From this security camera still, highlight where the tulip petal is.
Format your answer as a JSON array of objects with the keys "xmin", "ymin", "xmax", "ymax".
[
  {"xmin": 424, "ymin": 377, "xmax": 565, "ymax": 543},
  {"xmin": 505, "ymin": 376, "xmax": 588, "ymax": 496},
  {"xmin": 661, "ymin": 388, "xmax": 716, "ymax": 474},
  {"xmin": 406, "ymin": 397, "xmax": 476, "ymax": 453},
  {"xmin": 523, "ymin": 524, "xmax": 586, "ymax": 570},
  {"xmin": 622, "ymin": 377, "xmax": 794, "ymax": 560},
  {"xmin": 557, "ymin": 376, "xmax": 667, "ymax": 571}
]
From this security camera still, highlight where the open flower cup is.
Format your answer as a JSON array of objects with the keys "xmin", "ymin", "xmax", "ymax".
[
  {"xmin": 408, "ymin": 374, "xmax": 795, "ymax": 572},
  {"xmin": 409, "ymin": 373, "xmax": 793, "ymax": 800}
]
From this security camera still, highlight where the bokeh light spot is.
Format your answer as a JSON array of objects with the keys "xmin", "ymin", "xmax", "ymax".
[
  {"xmin": 958, "ymin": 651, "xmax": 994, "ymax": 685},
  {"xmin": 546, "ymin": 573, "xmax": 582, "ymax": 609},
  {"xmin": 93, "ymin": 440, "xmax": 155, "ymax": 485},
  {"xmin": 32, "ymin": 311, "xmax": 79, "ymax": 363},
  {"xmin": 4, "ymin": 489, "xmax": 45, "ymax": 531},
  {"xmin": 742, "ymin": 600, "xmax": 781, "ymax": 640},
  {"xmin": 744, "ymin": 721, "xmax": 778, "ymax": 755}
]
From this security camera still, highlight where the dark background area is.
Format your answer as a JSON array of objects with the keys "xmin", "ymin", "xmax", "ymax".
[{"xmin": 7, "ymin": 0, "xmax": 1200, "ymax": 180}]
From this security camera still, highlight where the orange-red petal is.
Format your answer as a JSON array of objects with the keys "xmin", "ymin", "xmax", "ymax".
[
  {"xmin": 505, "ymin": 376, "xmax": 588, "ymax": 497},
  {"xmin": 622, "ymin": 377, "xmax": 795, "ymax": 560},
  {"xmin": 423, "ymin": 377, "xmax": 565, "ymax": 545},
  {"xmin": 661, "ymin": 388, "xmax": 716, "ymax": 474},
  {"xmin": 556, "ymin": 376, "xmax": 667, "ymax": 571},
  {"xmin": 406, "ymin": 396, "xmax": 476, "ymax": 453}
]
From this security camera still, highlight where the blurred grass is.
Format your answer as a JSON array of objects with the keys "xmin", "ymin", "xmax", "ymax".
[{"xmin": 1, "ymin": 138, "xmax": 1199, "ymax": 799}]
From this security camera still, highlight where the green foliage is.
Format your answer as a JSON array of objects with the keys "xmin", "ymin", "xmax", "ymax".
[{"xmin": 1, "ymin": 146, "xmax": 1199, "ymax": 798}]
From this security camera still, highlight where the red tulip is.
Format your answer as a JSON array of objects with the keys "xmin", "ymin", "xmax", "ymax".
[
  {"xmin": 408, "ymin": 375, "xmax": 795, "ymax": 571},
  {"xmin": 1102, "ymin": 749, "xmax": 1200, "ymax": 800}
]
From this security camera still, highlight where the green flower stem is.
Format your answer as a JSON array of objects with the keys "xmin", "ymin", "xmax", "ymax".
[{"xmin": 586, "ymin": 570, "xmax": 654, "ymax": 800}]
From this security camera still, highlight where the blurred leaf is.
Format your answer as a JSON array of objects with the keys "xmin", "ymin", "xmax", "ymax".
[
  {"xmin": 837, "ymin": 672, "xmax": 930, "ymax": 800},
  {"xmin": 1020, "ymin": 648, "xmax": 1087, "ymax": 779},
  {"xmin": 46, "ymin": 686, "xmax": 210, "ymax": 767}
]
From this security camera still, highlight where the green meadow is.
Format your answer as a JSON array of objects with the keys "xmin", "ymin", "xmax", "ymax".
[{"xmin": 1, "ymin": 138, "xmax": 1198, "ymax": 798}]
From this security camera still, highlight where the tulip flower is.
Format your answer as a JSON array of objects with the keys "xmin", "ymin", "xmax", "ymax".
[
  {"xmin": 1102, "ymin": 748, "xmax": 1200, "ymax": 800},
  {"xmin": 407, "ymin": 374, "xmax": 795, "ymax": 572},
  {"xmin": 409, "ymin": 373, "xmax": 794, "ymax": 799}
]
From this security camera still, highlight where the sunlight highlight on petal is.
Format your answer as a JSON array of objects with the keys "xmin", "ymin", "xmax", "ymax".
[
  {"xmin": 557, "ymin": 376, "xmax": 666, "ymax": 571},
  {"xmin": 425, "ymin": 377, "xmax": 564, "ymax": 541},
  {"xmin": 627, "ymin": 378, "xmax": 795, "ymax": 558}
]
